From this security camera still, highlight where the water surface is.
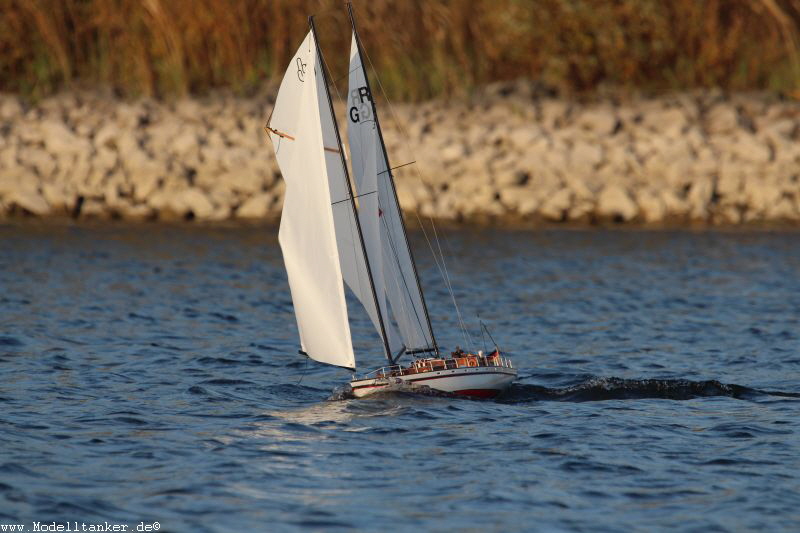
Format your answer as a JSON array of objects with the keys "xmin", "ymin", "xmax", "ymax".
[{"xmin": 1, "ymin": 224, "xmax": 799, "ymax": 531}]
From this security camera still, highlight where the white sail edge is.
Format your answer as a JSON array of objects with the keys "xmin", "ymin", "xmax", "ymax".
[{"xmin": 269, "ymin": 30, "xmax": 356, "ymax": 370}]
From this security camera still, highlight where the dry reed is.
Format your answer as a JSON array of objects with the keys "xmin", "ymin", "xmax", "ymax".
[{"xmin": 0, "ymin": 0, "xmax": 798, "ymax": 100}]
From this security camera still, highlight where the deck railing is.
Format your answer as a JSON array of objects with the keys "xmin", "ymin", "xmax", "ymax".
[{"xmin": 359, "ymin": 354, "xmax": 514, "ymax": 380}]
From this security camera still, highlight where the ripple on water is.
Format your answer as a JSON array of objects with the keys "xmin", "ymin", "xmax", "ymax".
[{"xmin": 1, "ymin": 226, "xmax": 798, "ymax": 530}]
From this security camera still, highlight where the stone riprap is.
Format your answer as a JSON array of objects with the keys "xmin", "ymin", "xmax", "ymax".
[{"xmin": 1, "ymin": 85, "xmax": 799, "ymax": 225}]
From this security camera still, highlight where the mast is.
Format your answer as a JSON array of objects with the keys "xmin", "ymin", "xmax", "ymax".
[
  {"xmin": 308, "ymin": 16, "xmax": 394, "ymax": 364},
  {"xmin": 346, "ymin": 3, "xmax": 439, "ymax": 358}
]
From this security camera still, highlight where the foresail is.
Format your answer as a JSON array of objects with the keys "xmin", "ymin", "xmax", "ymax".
[
  {"xmin": 269, "ymin": 31, "xmax": 355, "ymax": 369},
  {"xmin": 315, "ymin": 33, "xmax": 400, "ymax": 361},
  {"xmin": 346, "ymin": 33, "xmax": 435, "ymax": 354}
]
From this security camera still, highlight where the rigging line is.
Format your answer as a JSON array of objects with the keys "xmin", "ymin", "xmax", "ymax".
[
  {"xmin": 482, "ymin": 321, "xmax": 500, "ymax": 353},
  {"xmin": 377, "ymin": 161, "xmax": 416, "ymax": 176},
  {"xmin": 296, "ymin": 354, "xmax": 309, "ymax": 385},
  {"xmin": 431, "ymin": 219, "xmax": 474, "ymax": 351},
  {"xmin": 332, "ymin": 64, "xmax": 363, "ymax": 86},
  {"xmin": 360, "ymin": 34, "xmax": 471, "ymax": 351},
  {"xmin": 379, "ymin": 202, "xmax": 431, "ymax": 354},
  {"xmin": 318, "ymin": 40, "xmax": 347, "ymax": 124},
  {"xmin": 331, "ymin": 190, "xmax": 376, "ymax": 206},
  {"xmin": 413, "ymin": 211, "xmax": 470, "ymax": 351},
  {"xmin": 478, "ymin": 313, "xmax": 487, "ymax": 353},
  {"xmin": 434, "ymin": 219, "xmax": 474, "ymax": 348}
]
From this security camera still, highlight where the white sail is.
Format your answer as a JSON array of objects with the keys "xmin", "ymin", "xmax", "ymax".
[
  {"xmin": 268, "ymin": 31, "xmax": 355, "ymax": 369},
  {"xmin": 314, "ymin": 34, "xmax": 401, "ymax": 361},
  {"xmin": 347, "ymin": 33, "xmax": 434, "ymax": 353}
]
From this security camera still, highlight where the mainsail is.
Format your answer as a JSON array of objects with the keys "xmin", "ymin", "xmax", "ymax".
[
  {"xmin": 268, "ymin": 24, "xmax": 398, "ymax": 369},
  {"xmin": 346, "ymin": 9, "xmax": 437, "ymax": 356}
]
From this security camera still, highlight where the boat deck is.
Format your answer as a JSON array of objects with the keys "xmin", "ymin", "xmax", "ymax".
[{"xmin": 357, "ymin": 352, "xmax": 514, "ymax": 380}]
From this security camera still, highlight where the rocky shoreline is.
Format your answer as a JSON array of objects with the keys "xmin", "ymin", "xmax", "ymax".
[{"xmin": 1, "ymin": 83, "xmax": 799, "ymax": 226}]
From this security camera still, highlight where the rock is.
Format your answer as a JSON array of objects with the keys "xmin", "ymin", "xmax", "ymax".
[
  {"xmin": 440, "ymin": 141, "xmax": 465, "ymax": 164},
  {"xmin": 660, "ymin": 189, "xmax": 689, "ymax": 217},
  {"xmin": 0, "ymin": 173, "xmax": 35, "ymax": 197},
  {"xmin": 6, "ymin": 189, "xmax": 49, "ymax": 216},
  {"xmin": 395, "ymin": 180, "xmax": 419, "ymax": 212},
  {"xmin": 93, "ymin": 123, "xmax": 120, "ymax": 149},
  {"xmin": 538, "ymin": 188, "xmax": 572, "ymax": 221},
  {"xmin": 517, "ymin": 194, "xmax": 540, "ymax": 216},
  {"xmin": 41, "ymin": 182, "xmax": 73, "ymax": 214},
  {"xmin": 174, "ymin": 188, "xmax": 215, "ymax": 219},
  {"xmin": 18, "ymin": 147, "xmax": 56, "ymax": 179},
  {"xmin": 226, "ymin": 167, "xmax": 265, "ymax": 195},
  {"xmin": 41, "ymin": 119, "xmax": 91, "ymax": 155},
  {"xmin": 539, "ymin": 99, "xmax": 570, "ymax": 129},
  {"xmin": 132, "ymin": 170, "xmax": 162, "ymax": 202},
  {"xmin": 596, "ymin": 185, "xmax": 638, "ymax": 221},
  {"xmin": 207, "ymin": 204, "xmax": 231, "ymax": 221},
  {"xmin": 80, "ymin": 198, "xmax": 108, "ymax": 218},
  {"xmin": 766, "ymin": 197, "xmax": 799, "ymax": 221},
  {"xmin": 568, "ymin": 199, "xmax": 595, "ymax": 220},
  {"xmin": 170, "ymin": 129, "xmax": 198, "ymax": 155},
  {"xmin": 507, "ymin": 125, "xmax": 543, "ymax": 149},
  {"xmin": 94, "ymin": 147, "xmax": 118, "ymax": 175},
  {"xmin": 0, "ymin": 145, "xmax": 17, "ymax": 170},
  {"xmin": 569, "ymin": 141, "xmax": 603, "ymax": 170},
  {"xmin": 115, "ymin": 201, "xmax": 152, "ymax": 220},
  {"xmin": 744, "ymin": 177, "xmax": 782, "ymax": 217},
  {"xmin": 0, "ymin": 95, "xmax": 23, "ymax": 120},
  {"xmin": 687, "ymin": 178, "xmax": 713, "ymax": 219},
  {"xmin": 175, "ymin": 99, "xmax": 201, "ymax": 120},
  {"xmin": 705, "ymin": 104, "xmax": 738, "ymax": 135},
  {"xmin": 236, "ymin": 192, "xmax": 273, "ymax": 219},
  {"xmin": 642, "ymin": 107, "xmax": 686, "ymax": 137},
  {"xmin": 0, "ymin": 89, "xmax": 798, "ymax": 227},
  {"xmin": 635, "ymin": 188, "xmax": 666, "ymax": 223},
  {"xmin": 576, "ymin": 106, "xmax": 618, "ymax": 134}
]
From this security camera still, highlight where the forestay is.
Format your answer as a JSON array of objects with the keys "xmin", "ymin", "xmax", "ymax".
[{"xmin": 346, "ymin": 32, "xmax": 436, "ymax": 354}]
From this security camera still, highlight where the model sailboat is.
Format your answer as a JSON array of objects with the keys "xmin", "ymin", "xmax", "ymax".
[{"xmin": 265, "ymin": 5, "xmax": 517, "ymax": 398}]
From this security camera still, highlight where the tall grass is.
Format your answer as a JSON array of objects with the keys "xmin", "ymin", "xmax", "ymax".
[{"xmin": 1, "ymin": 0, "xmax": 798, "ymax": 100}]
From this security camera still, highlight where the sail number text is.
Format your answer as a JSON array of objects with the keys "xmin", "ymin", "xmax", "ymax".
[{"xmin": 349, "ymin": 86, "xmax": 373, "ymax": 124}]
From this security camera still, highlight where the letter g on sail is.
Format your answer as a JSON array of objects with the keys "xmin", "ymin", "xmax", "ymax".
[{"xmin": 296, "ymin": 57, "xmax": 307, "ymax": 82}]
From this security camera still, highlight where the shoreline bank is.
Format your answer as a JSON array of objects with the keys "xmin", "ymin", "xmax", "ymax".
[{"xmin": 1, "ymin": 83, "xmax": 799, "ymax": 227}]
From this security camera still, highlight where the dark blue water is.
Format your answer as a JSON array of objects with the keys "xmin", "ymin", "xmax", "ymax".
[{"xmin": 1, "ymin": 224, "xmax": 799, "ymax": 531}]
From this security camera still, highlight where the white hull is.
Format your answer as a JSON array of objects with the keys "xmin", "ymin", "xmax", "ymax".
[{"xmin": 351, "ymin": 365, "xmax": 517, "ymax": 398}]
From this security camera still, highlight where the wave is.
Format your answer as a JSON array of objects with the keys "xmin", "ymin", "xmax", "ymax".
[{"xmin": 497, "ymin": 377, "xmax": 800, "ymax": 403}]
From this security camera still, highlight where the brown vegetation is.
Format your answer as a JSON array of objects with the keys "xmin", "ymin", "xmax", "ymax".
[{"xmin": 0, "ymin": 0, "xmax": 799, "ymax": 100}]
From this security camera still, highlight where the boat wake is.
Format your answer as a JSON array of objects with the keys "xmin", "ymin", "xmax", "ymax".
[
  {"xmin": 329, "ymin": 377, "xmax": 800, "ymax": 403},
  {"xmin": 328, "ymin": 381, "xmax": 458, "ymax": 401},
  {"xmin": 496, "ymin": 377, "xmax": 800, "ymax": 403}
]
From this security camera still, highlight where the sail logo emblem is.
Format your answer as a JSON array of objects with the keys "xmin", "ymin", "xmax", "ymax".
[
  {"xmin": 349, "ymin": 86, "xmax": 373, "ymax": 124},
  {"xmin": 296, "ymin": 58, "xmax": 307, "ymax": 82}
]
